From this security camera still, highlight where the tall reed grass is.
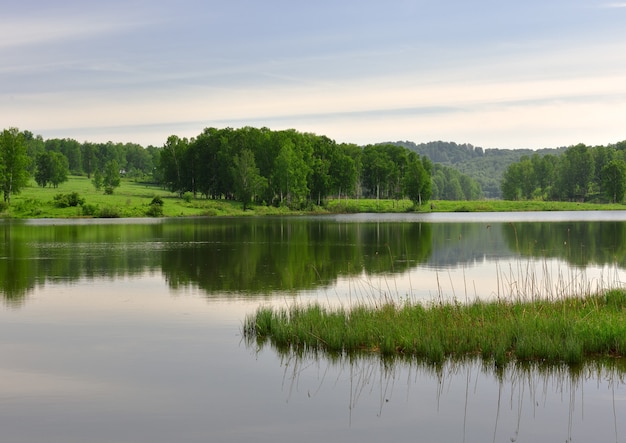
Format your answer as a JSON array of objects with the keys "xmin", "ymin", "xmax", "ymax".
[{"xmin": 243, "ymin": 263, "xmax": 626, "ymax": 366}]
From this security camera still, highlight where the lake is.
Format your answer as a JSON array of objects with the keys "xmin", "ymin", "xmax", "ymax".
[{"xmin": 1, "ymin": 212, "xmax": 625, "ymax": 442}]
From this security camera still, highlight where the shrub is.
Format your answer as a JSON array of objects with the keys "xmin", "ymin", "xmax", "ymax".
[
  {"xmin": 146, "ymin": 203, "xmax": 163, "ymax": 217},
  {"xmin": 150, "ymin": 195, "xmax": 164, "ymax": 206},
  {"xmin": 104, "ymin": 186, "xmax": 114, "ymax": 195},
  {"xmin": 182, "ymin": 192, "xmax": 193, "ymax": 203},
  {"xmin": 53, "ymin": 192, "xmax": 85, "ymax": 208},
  {"xmin": 98, "ymin": 206, "xmax": 120, "ymax": 218},
  {"xmin": 80, "ymin": 203, "xmax": 98, "ymax": 216}
]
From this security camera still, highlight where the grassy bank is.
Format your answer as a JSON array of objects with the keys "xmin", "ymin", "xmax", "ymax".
[
  {"xmin": 326, "ymin": 198, "xmax": 626, "ymax": 213},
  {"xmin": 3, "ymin": 176, "xmax": 298, "ymax": 218},
  {"xmin": 2, "ymin": 176, "xmax": 625, "ymax": 218},
  {"xmin": 243, "ymin": 289, "xmax": 626, "ymax": 365}
]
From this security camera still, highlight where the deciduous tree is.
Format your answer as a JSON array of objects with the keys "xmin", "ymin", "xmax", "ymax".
[
  {"xmin": 0, "ymin": 128, "xmax": 31, "ymax": 204},
  {"xmin": 232, "ymin": 149, "xmax": 266, "ymax": 210}
]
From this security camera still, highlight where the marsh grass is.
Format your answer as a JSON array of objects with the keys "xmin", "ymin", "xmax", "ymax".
[{"xmin": 244, "ymin": 262, "xmax": 626, "ymax": 366}]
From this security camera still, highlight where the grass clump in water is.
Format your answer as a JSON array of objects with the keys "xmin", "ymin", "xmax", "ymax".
[{"xmin": 243, "ymin": 289, "xmax": 626, "ymax": 365}]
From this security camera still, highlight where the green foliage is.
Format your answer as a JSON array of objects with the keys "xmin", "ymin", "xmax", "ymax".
[
  {"xmin": 182, "ymin": 192, "xmax": 193, "ymax": 203},
  {"xmin": 394, "ymin": 140, "xmax": 559, "ymax": 199},
  {"xmin": 403, "ymin": 153, "xmax": 431, "ymax": 206},
  {"xmin": 146, "ymin": 202, "xmax": 163, "ymax": 217},
  {"xmin": 53, "ymin": 192, "xmax": 84, "ymax": 208},
  {"xmin": 92, "ymin": 169, "xmax": 103, "ymax": 190},
  {"xmin": 601, "ymin": 159, "xmax": 626, "ymax": 203},
  {"xmin": 103, "ymin": 160, "xmax": 121, "ymax": 192},
  {"xmin": 80, "ymin": 203, "xmax": 98, "ymax": 216},
  {"xmin": 35, "ymin": 151, "xmax": 69, "ymax": 188},
  {"xmin": 150, "ymin": 195, "xmax": 164, "ymax": 206},
  {"xmin": 0, "ymin": 128, "xmax": 31, "ymax": 204},
  {"xmin": 244, "ymin": 290, "xmax": 626, "ymax": 364},
  {"xmin": 430, "ymin": 164, "xmax": 482, "ymax": 200},
  {"xmin": 231, "ymin": 148, "xmax": 267, "ymax": 210},
  {"xmin": 98, "ymin": 206, "xmax": 121, "ymax": 218},
  {"xmin": 502, "ymin": 143, "xmax": 626, "ymax": 203}
]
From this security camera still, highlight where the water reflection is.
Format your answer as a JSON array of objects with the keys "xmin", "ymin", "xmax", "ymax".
[
  {"xmin": 1, "ymin": 214, "xmax": 626, "ymax": 304},
  {"xmin": 270, "ymin": 348, "xmax": 626, "ymax": 442}
]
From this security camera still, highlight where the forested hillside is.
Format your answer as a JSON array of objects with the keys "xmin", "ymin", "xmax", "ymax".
[{"xmin": 391, "ymin": 141, "xmax": 567, "ymax": 198}]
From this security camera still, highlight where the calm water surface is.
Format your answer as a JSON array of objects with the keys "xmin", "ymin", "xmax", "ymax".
[{"xmin": 1, "ymin": 212, "xmax": 625, "ymax": 442}]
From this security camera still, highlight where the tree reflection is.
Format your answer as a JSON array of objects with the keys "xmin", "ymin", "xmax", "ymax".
[{"xmin": 2, "ymin": 217, "xmax": 626, "ymax": 304}]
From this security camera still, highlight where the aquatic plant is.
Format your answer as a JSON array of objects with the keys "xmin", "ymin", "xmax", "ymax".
[{"xmin": 244, "ymin": 286, "xmax": 626, "ymax": 366}]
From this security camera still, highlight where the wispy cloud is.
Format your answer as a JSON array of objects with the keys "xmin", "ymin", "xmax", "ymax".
[{"xmin": 603, "ymin": 2, "xmax": 626, "ymax": 7}]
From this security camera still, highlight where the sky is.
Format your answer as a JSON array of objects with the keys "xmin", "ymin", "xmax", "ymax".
[{"xmin": 2, "ymin": 0, "xmax": 626, "ymax": 149}]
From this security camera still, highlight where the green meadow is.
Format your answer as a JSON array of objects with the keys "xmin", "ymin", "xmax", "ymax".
[{"xmin": 2, "ymin": 175, "xmax": 625, "ymax": 219}]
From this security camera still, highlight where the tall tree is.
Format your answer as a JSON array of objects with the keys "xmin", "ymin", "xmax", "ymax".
[
  {"xmin": 103, "ymin": 160, "xmax": 121, "ymax": 193},
  {"xmin": 362, "ymin": 145, "xmax": 394, "ymax": 200},
  {"xmin": 231, "ymin": 148, "xmax": 266, "ymax": 210},
  {"xmin": 0, "ymin": 128, "xmax": 31, "ymax": 204},
  {"xmin": 34, "ymin": 151, "xmax": 69, "ymax": 188},
  {"xmin": 403, "ymin": 153, "xmax": 431, "ymax": 206},
  {"xmin": 555, "ymin": 144, "xmax": 594, "ymax": 201},
  {"xmin": 159, "ymin": 135, "xmax": 189, "ymax": 196},
  {"xmin": 601, "ymin": 159, "xmax": 626, "ymax": 203}
]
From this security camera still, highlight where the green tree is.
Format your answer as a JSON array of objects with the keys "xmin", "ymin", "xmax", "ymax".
[
  {"xmin": 362, "ymin": 145, "xmax": 394, "ymax": 200},
  {"xmin": 601, "ymin": 159, "xmax": 626, "ymax": 203},
  {"xmin": 329, "ymin": 149, "xmax": 357, "ymax": 200},
  {"xmin": 0, "ymin": 128, "xmax": 31, "ymax": 204},
  {"xmin": 232, "ymin": 149, "xmax": 266, "ymax": 210},
  {"xmin": 501, "ymin": 162, "xmax": 523, "ymax": 200},
  {"xmin": 103, "ymin": 160, "xmax": 121, "ymax": 193},
  {"xmin": 81, "ymin": 142, "xmax": 97, "ymax": 178},
  {"xmin": 271, "ymin": 136, "xmax": 309, "ymax": 207},
  {"xmin": 555, "ymin": 144, "xmax": 594, "ymax": 201},
  {"xmin": 403, "ymin": 153, "xmax": 431, "ymax": 206},
  {"xmin": 159, "ymin": 135, "xmax": 190, "ymax": 196},
  {"xmin": 35, "ymin": 151, "xmax": 69, "ymax": 188},
  {"xmin": 92, "ymin": 169, "xmax": 103, "ymax": 191}
]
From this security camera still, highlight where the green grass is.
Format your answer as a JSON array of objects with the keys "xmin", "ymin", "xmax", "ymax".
[
  {"xmin": 326, "ymin": 198, "xmax": 626, "ymax": 213},
  {"xmin": 3, "ymin": 178, "xmax": 625, "ymax": 218},
  {"xmin": 2, "ymin": 176, "xmax": 300, "ymax": 218},
  {"xmin": 243, "ymin": 289, "xmax": 626, "ymax": 366}
]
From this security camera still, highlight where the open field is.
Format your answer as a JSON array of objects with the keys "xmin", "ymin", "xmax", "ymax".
[
  {"xmin": 1, "ymin": 176, "xmax": 625, "ymax": 218},
  {"xmin": 2, "ymin": 176, "xmax": 294, "ymax": 218}
]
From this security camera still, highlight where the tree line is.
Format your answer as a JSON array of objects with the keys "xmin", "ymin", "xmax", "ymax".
[
  {"xmin": 0, "ymin": 126, "xmax": 436, "ymax": 208},
  {"xmin": 157, "ymin": 127, "xmax": 434, "ymax": 209},
  {"xmin": 501, "ymin": 142, "xmax": 626, "ymax": 203}
]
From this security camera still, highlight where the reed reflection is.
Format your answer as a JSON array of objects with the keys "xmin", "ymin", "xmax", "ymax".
[{"xmin": 266, "ymin": 347, "xmax": 626, "ymax": 442}]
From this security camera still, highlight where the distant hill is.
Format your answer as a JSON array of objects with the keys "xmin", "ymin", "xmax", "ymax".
[{"xmin": 389, "ymin": 141, "xmax": 566, "ymax": 199}]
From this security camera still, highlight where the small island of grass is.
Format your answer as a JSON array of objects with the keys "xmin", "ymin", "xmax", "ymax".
[{"xmin": 243, "ymin": 289, "xmax": 626, "ymax": 366}]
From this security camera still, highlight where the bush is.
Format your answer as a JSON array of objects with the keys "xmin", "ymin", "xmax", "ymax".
[
  {"xmin": 182, "ymin": 192, "xmax": 193, "ymax": 203},
  {"xmin": 80, "ymin": 203, "xmax": 98, "ymax": 216},
  {"xmin": 98, "ymin": 206, "xmax": 120, "ymax": 218},
  {"xmin": 146, "ymin": 203, "xmax": 163, "ymax": 217},
  {"xmin": 53, "ymin": 192, "xmax": 84, "ymax": 208},
  {"xmin": 150, "ymin": 195, "xmax": 164, "ymax": 206},
  {"xmin": 104, "ymin": 186, "xmax": 114, "ymax": 195},
  {"xmin": 0, "ymin": 201, "xmax": 7, "ymax": 212}
]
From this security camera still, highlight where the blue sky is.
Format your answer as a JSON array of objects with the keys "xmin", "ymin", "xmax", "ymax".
[{"xmin": 2, "ymin": 1, "xmax": 626, "ymax": 149}]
